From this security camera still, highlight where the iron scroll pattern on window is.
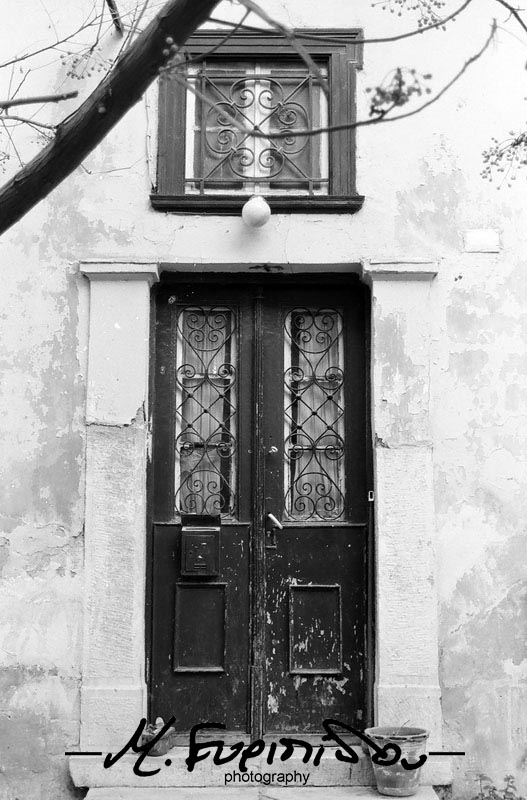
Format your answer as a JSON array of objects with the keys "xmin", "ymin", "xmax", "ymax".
[
  {"xmin": 174, "ymin": 305, "xmax": 237, "ymax": 516},
  {"xmin": 284, "ymin": 308, "xmax": 346, "ymax": 521},
  {"xmin": 152, "ymin": 29, "xmax": 364, "ymax": 214},
  {"xmin": 185, "ymin": 62, "xmax": 328, "ymax": 196}
]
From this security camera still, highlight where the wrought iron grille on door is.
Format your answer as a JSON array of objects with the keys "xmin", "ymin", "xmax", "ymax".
[
  {"xmin": 284, "ymin": 307, "xmax": 345, "ymax": 520},
  {"xmin": 172, "ymin": 302, "xmax": 348, "ymax": 522},
  {"xmin": 174, "ymin": 305, "xmax": 237, "ymax": 516}
]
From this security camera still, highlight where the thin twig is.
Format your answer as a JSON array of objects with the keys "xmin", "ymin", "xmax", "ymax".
[
  {"xmin": 79, "ymin": 155, "xmax": 143, "ymax": 174},
  {"xmin": 495, "ymin": 21, "xmax": 527, "ymax": 45},
  {"xmin": 0, "ymin": 13, "xmax": 104, "ymax": 69},
  {"xmin": 39, "ymin": 0, "xmax": 59, "ymax": 41},
  {"xmin": 0, "ymin": 92, "xmax": 78, "ymax": 110},
  {"xmin": 9, "ymin": 68, "xmax": 31, "ymax": 104},
  {"xmin": 0, "ymin": 119, "xmax": 24, "ymax": 168},
  {"xmin": 1, "ymin": 115, "xmax": 57, "ymax": 130},
  {"xmin": 115, "ymin": 0, "xmax": 151, "ymax": 59}
]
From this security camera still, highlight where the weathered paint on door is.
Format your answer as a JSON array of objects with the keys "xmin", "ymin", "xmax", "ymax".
[{"xmin": 150, "ymin": 278, "xmax": 371, "ymax": 738}]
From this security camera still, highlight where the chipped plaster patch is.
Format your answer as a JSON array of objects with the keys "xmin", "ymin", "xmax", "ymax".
[{"xmin": 464, "ymin": 229, "xmax": 500, "ymax": 252}]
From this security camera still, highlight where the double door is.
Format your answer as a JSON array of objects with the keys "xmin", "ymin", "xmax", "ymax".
[{"xmin": 150, "ymin": 278, "xmax": 371, "ymax": 738}]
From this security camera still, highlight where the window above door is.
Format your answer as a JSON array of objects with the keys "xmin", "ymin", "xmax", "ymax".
[
  {"xmin": 184, "ymin": 59, "xmax": 329, "ymax": 197},
  {"xmin": 151, "ymin": 30, "xmax": 364, "ymax": 214}
]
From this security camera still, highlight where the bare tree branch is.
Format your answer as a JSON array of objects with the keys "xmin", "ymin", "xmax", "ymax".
[
  {"xmin": 0, "ymin": 92, "xmax": 79, "ymax": 110},
  {"xmin": 106, "ymin": 0, "xmax": 125, "ymax": 35},
  {"xmin": 114, "ymin": 0, "xmax": 152, "ymax": 58},
  {"xmin": 0, "ymin": 115, "xmax": 57, "ymax": 130},
  {"xmin": 0, "ymin": 120, "xmax": 23, "ymax": 167},
  {"xmin": 0, "ymin": 0, "xmax": 514, "ymax": 235},
  {"xmin": 356, "ymin": 0, "xmax": 474, "ymax": 43},
  {"xmin": 0, "ymin": 12, "xmax": 105, "ymax": 69},
  {"xmin": 184, "ymin": 10, "xmax": 251, "ymax": 63},
  {"xmin": 170, "ymin": 21, "xmax": 496, "ymax": 141},
  {"xmin": 211, "ymin": 0, "xmax": 474, "ymax": 46},
  {"xmin": 493, "ymin": 0, "xmax": 527, "ymax": 34},
  {"xmin": 0, "ymin": 0, "xmax": 220, "ymax": 235},
  {"xmin": 355, "ymin": 20, "xmax": 497, "ymax": 130},
  {"xmin": 236, "ymin": 0, "xmax": 329, "ymax": 97}
]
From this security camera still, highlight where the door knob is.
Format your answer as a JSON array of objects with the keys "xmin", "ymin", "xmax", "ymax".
[{"xmin": 268, "ymin": 446, "xmax": 279, "ymax": 455}]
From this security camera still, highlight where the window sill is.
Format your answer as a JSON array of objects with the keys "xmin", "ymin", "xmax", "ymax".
[{"xmin": 150, "ymin": 194, "xmax": 365, "ymax": 215}]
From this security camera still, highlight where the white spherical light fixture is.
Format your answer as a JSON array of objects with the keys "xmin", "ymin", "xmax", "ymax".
[{"xmin": 242, "ymin": 195, "xmax": 271, "ymax": 228}]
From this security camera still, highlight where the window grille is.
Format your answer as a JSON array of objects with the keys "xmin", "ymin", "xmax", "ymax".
[{"xmin": 184, "ymin": 61, "xmax": 329, "ymax": 196}]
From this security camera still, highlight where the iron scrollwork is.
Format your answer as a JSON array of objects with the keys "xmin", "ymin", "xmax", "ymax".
[
  {"xmin": 174, "ymin": 306, "xmax": 237, "ymax": 516},
  {"xmin": 189, "ymin": 63, "xmax": 328, "ymax": 192},
  {"xmin": 284, "ymin": 308, "xmax": 346, "ymax": 520}
]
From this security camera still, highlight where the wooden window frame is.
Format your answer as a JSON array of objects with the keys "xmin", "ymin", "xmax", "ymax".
[{"xmin": 151, "ymin": 29, "xmax": 365, "ymax": 214}]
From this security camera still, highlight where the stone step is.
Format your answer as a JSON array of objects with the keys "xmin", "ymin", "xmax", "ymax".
[
  {"xmin": 70, "ymin": 745, "xmax": 374, "ymax": 788},
  {"xmin": 85, "ymin": 787, "xmax": 438, "ymax": 800},
  {"xmin": 70, "ymin": 745, "xmax": 451, "ymax": 790}
]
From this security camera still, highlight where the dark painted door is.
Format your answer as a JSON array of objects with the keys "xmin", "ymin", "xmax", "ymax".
[{"xmin": 150, "ymin": 279, "xmax": 371, "ymax": 739}]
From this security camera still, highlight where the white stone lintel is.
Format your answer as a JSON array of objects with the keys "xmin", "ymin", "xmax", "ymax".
[
  {"xmin": 363, "ymin": 260, "xmax": 438, "ymax": 282},
  {"xmin": 80, "ymin": 260, "xmax": 160, "ymax": 285}
]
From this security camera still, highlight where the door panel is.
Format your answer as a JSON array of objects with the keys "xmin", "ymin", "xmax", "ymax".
[
  {"xmin": 150, "ymin": 278, "xmax": 371, "ymax": 737},
  {"xmin": 151, "ymin": 522, "xmax": 250, "ymax": 732},
  {"xmin": 265, "ymin": 525, "xmax": 367, "ymax": 732}
]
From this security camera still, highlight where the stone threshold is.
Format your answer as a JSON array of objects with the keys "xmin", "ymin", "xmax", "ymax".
[
  {"xmin": 70, "ymin": 746, "xmax": 451, "ymax": 790},
  {"xmin": 85, "ymin": 787, "xmax": 439, "ymax": 800},
  {"xmin": 70, "ymin": 745, "xmax": 373, "ymax": 789}
]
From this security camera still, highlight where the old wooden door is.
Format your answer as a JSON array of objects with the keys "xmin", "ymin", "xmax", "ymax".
[{"xmin": 150, "ymin": 277, "xmax": 371, "ymax": 739}]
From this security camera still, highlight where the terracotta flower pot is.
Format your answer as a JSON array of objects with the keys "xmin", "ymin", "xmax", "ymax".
[
  {"xmin": 140, "ymin": 720, "xmax": 178, "ymax": 756},
  {"xmin": 364, "ymin": 726, "xmax": 429, "ymax": 797}
]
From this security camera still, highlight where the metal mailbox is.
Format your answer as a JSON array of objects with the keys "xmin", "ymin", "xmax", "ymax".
[{"xmin": 180, "ymin": 514, "xmax": 221, "ymax": 577}]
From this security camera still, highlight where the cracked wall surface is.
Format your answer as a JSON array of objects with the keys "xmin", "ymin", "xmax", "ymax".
[
  {"xmin": 1, "ymin": 0, "xmax": 527, "ymax": 798},
  {"xmin": 0, "ymin": 255, "xmax": 87, "ymax": 800}
]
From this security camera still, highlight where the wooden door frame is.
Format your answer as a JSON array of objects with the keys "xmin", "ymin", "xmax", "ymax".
[{"xmin": 146, "ymin": 272, "xmax": 374, "ymax": 737}]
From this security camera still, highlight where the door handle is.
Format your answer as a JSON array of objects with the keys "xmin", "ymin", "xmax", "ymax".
[
  {"xmin": 265, "ymin": 513, "xmax": 283, "ymax": 550},
  {"xmin": 266, "ymin": 513, "xmax": 283, "ymax": 531}
]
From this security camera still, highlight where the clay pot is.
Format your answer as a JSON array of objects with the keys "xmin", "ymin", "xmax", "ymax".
[{"xmin": 364, "ymin": 726, "xmax": 429, "ymax": 797}]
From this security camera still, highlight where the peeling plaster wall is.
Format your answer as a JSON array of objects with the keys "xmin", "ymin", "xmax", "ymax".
[
  {"xmin": 1, "ymin": 0, "xmax": 526, "ymax": 798},
  {"xmin": 0, "ymin": 255, "xmax": 87, "ymax": 799},
  {"xmin": 433, "ymin": 256, "xmax": 527, "ymax": 787}
]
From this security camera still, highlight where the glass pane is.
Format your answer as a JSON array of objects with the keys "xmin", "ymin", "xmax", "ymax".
[
  {"xmin": 185, "ymin": 61, "xmax": 329, "ymax": 195},
  {"xmin": 283, "ymin": 308, "xmax": 345, "ymax": 520},
  {"xmin": 174, "ymin": 306, "xmax": 237, "ymax": 516}
]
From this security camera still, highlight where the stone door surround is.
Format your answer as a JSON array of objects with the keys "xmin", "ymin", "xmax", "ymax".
[{"xmin": 72, "ymin": 258, "xmax": 450, "ymax": 790}]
